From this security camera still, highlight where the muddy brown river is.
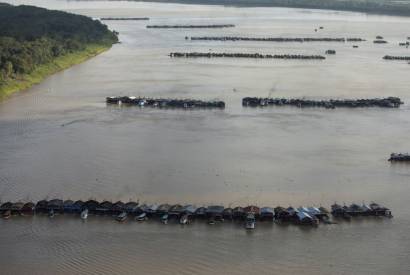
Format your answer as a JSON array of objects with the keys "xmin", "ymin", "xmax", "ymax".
[{"xmin": 1, "ymin": 1, "xmax": 410, "ymax": 274}]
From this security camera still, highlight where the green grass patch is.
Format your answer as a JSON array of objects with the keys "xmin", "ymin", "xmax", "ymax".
[{"xmin": 0, "ymin": 44, "xmax": 111, "ymax": 101}]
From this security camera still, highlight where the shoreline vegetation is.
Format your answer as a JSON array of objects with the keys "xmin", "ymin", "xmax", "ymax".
[
  {"xmin": 0, "ymin": 3, "xmax": 118, "ymax": 101},
  {"xmin": 137, "ymin": 0, "xmax": 410, "ymax": 17}
]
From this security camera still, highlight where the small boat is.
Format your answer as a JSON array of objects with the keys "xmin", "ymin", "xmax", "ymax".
[
  {"xmin": 208, "ymin": 216, "xmax": 216, "ymax": 225},
  {"xmin": 245, "ymin": 213, "xmax": 256, "ymax": 229},
  {"xmin": 179, "ymin": 213, "xmax": 190, "ymax": 225},
  {"xmin": 116, "ymin": 211, "xmax": 127, "ymax": 222},
  {"xmin": 48, "ymin": 209, "xmax": 55, "ymax": 218},
  {"xmin": 161, "ymin": 214, "xmax": 169, "ymax": 224},
  {"xmin": 135, "ymin": 212, "xmax": 147, "ymax": 221},
  {"xmin": 80, "ymin": 209, "xmax": 89, "ymax": 220},
  {"xmin": 2, "ymin": 209, "xmax": 11, "ymax": 219}
]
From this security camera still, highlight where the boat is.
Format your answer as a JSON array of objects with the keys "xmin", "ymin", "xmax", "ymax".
[
  {"xmin": 245, "ymin": 213, "xmax": 256, "ymax": 229},
  {"xmin": 2, "ymin": 209, "xmax": 11, "ymax": 219},
  {"xmin": 331, "ymin": 203, "xmax": 351, "ymax": 220},
  {"xmin": 169, "ymin": 204, "xmax": 184, "ymax": 218},
  {"xmin": 48, "ymin": 209, "xmax": 55, "ymax": 218},
  {"xmin": 179, "ymin": 213, "xmax": 190, "ymax": 224},
  {"xmin": 183, "ymin": 205, "xmax": 197, "ymax": 215},
  {"xmin": 80, "ymin": 209, "xmax": 89, "ymax": 220},
  {"xmin": 157, "ymin": 204, "xmax": 171, "ymax": 215},
  {"xmin": 208, "ymin": 216, "xmax": 216, "ymax": 225},
  {"xmin": 0, "ymin": 202, "xmax": 13, "ymax": 214},
  {"xmin": 388, "ymin": 153, "xmax": 410, "ymax": 162},
  {"xmin": 116, "ymin": 211, "xmax": 127, "ymax": 222},
  {"xmin": 244, "ymin": 205, "xmax": 260, "ymax": 216},
  {"xmin": 83, "ymin": 199, "xmax": 100, "ymax": 213},
  {"xmin": 147, "ymin": 204, "xmax": 159, "ymax": 215},
  {"xmin": 161, "ymin": 214, "xmax": 169, "ymax": 224},
  {"xmin": 96, "ymin": 201, "xmax": 113, "ymax": 215},
  {"xmin": 135, "ymin": 212, "xmax": 147, "ymax": 221}
]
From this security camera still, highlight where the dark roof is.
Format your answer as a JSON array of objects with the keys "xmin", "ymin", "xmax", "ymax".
[{"xmin": 206, "ymin": 205, "xmax": 224, "ymax": 214}]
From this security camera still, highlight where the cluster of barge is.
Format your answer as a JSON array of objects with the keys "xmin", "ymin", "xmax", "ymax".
[
  {"xmin": 0, "ymin": 200, "xmax": 392, "ymax": 229},
  {"xmin": 146, "ymin": 24, "xmax": 235, "ymax": 28},
  {"xmin": 170, "ymin": 52, "xmax": 326, "ymax": 60},
  {"xmin": 242, "ymin": 97, "xmax": 403, "ymax": 109},
  {"xmin": 188, "ymin": 36, "xmax": 365, "ymax": 42},
  {"xmin": 383, "ymin": 55, "xmax": 410, "ymax": 61},
  {"xmin": 106, "ymin": 96, "xmax": 225, "ymax": 109},
  {"xmin": 388, "ymin": 153, "xmax": 410, "ymax": 162}
]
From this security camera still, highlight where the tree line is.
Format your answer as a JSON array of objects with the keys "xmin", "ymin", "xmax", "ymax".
[{"xmin": 0, "ymin": 4, "xmax": 118, "ymax": 83}]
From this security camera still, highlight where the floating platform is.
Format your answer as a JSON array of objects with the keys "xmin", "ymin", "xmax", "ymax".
[
  {"xmin": 106, "ymin": 96, "xmax": 225, "ymax": 109},
  {"xmin": 388, "ymin": 153, "xmax": 410, "ymax": 161},
  {"xmin": 147, "ymin": 24, "xmax": 235, "ymax": 28},
  {"xmin": 242, "ymin": 97, "xmax": 403, "ymax": 109},
  {"xmin": 188, "ymin": 36, "xmax": 365, "ymax": 42},
  {"xmin": 170, "ymin": 52, "xmax": 326, "ymax": 60},
  {"xmin": 0, "ymin": 200, "xmax": 392, "ymax": 229}
]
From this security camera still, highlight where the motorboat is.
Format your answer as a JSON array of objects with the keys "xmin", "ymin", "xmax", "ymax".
[
  {"xmin": 161, "ymin": 214, "xmax": 169, "ymax": 224},
  {"xmin": 180, "ymin": 213, "xmax": 190, "ymax": 225},
  {"xmin": 245, "ymin": 213, "xmax": 256, "ymax": 229},
  {"xmin": 135, "ymin": 212, "xmax": 147, "ymax": 222},
  {"xmin": 116, "ymin": 211, "xmax": 127, "ymax": 222},
  {"xmin": 80, "ymin": 209, "xmax": 89, "ymax": 220}
]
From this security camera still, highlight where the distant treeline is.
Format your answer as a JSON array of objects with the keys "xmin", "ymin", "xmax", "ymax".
[
  {"xmin": 137, "ymin": 0, "xmax": 410, "ymax": 17},
  {"xmin": 0, "ymin": 4, "xmax": 118, "ymax": 83}
]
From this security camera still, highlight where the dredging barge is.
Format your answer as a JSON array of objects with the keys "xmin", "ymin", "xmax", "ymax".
[
  {"xmin": 242, "ymin": 97, "xmax": 403, "ymax": 109},
  {"xmin": 170, "ymin": 52, "xmax": 326, "ymax": 60},
  {"xmin": 388, "ymin": 153, "xmax": 410, "ymax": 162},
  {"xmin": 188, "ymin": 36, "xmax": 365, "ymax": 42},
  {"xmin": 147, "ymin": 24, "xmax": 235, "ymax": 28},
  {"xmin": 106, "ymin": 96, "xmax": 225, "ymax": 109},
  {"xmin": 0, "ymin": 200, "xmax": 392, "ymax": 229}
]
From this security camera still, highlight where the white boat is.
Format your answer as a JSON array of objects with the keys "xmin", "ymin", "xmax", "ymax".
[
  {"xmin": 80, "ymin": 209, "xmax": 88, "ymax": 220},
  {"xmin": 136, "ymin": 212, "xmax": 147, "ymax": 221},
  {"xmin": 161, "ymin": 214, "xmax": 168, "ymax": 224},
  {"xmin": 116, "ymin": 211, "xmax": 127, "ymax": 222},
  {"xmin": 245, "ymin": 213, "xmax": 256, "ymax": 229},
  {"xmin": 179, "ymin": 214, "xmax": 189, "ymax": 224}
]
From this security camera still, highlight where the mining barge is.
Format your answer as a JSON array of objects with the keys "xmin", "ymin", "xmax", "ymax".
[
  {"xmin": 147, "ymin": 24, "xmax": 235, "ymax": 28},
  {"xmin": 242, "ymin": 97, "xmax": 403, "ymax": 108},
  {"xmin": 106, "ymin": 96, "xmax": 225, "ymax": 109}
]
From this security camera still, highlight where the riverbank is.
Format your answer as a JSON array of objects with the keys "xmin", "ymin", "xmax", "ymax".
[{"xmin": 0, "ymin": 44, "xmax": 111, "ymax": 101}]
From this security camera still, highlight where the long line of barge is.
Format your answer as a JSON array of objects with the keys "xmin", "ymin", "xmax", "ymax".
[
  {"xmin": 242, "ymin": 97, "xmax": 403, "ymax": 108},
  {"xmin": 106, "ymin": 96, "xmax": 225, "ymax": 109},
  {"xmin": 170, "ymin": 52, "xmax": 326, "ymax": 60},
  {"xmin": 188, "ymin": 36, "xmax": 365, "ymax": 42},
  {"xmin": 0, "ymin": 200, "xmax": 392, "ymax": 229},
  {"xmin": 147, "ymin": 24, "xmax": 235, "ymax": 28}
]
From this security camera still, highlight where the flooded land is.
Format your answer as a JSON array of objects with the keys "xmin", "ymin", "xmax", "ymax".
[{"xmin": 1, "ymin": 1, "xmax": 410, "ymax": 274}]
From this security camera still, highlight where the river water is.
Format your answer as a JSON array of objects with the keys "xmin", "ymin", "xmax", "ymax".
[{"xmin": 1, "ymin": 1, "xmax": 410, "ymax": 274}]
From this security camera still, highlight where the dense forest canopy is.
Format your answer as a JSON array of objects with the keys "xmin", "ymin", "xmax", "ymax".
[{"xmin": 0, "ymin": 3, "xmax": 118, "ymax": 84}]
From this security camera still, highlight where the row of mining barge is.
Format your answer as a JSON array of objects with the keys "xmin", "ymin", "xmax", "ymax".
[
  {"xmin": 100, "ymin": 17, "xmax": 149, "ymax": 20},
  {"xmin": 147, "ymin": 24, "xmax": 235, "ymax": 28},
  {"xmin": 388, "ymin": 153, "xmax": 410, "ymax": 162},
  {"xmin": 0, "ymin": 200, "xmax": 392, "ymax": 228},
  {"xmin": 242, "ymin": 97, "xmax": 403, "ymax": 109},
  {"xmin": 106, "ymin": 96, "xmax": 225, "ymax": 109},
  {"xmin": 170, "ymin": 52, "xmax": 325, "ymax": 60},
  {"xmin": 383, "ymin": 55, "xmax": 410, "ymax": 61},
  {"xmin": 188, "ymin": 36, "xmax": 365, "ymax": 42}
]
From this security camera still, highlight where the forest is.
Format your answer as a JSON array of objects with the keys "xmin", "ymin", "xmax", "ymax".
[{"xmin": 0, "ymin": 3, "xmax": 118, "ymax": 85}]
